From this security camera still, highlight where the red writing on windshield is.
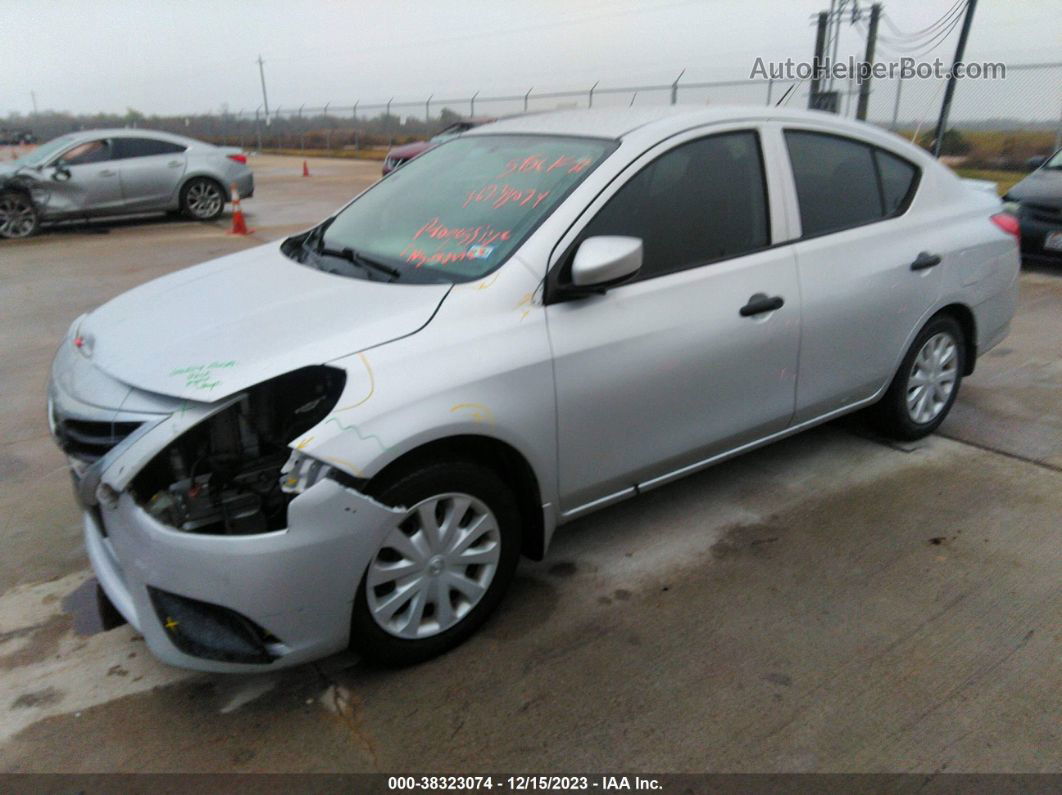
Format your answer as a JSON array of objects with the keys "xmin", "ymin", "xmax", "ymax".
[
  {"xmin": 413, "ymin": 217, "xmax": 512, "ymax": 248},
  {"xmin": 463, "ymin": 183, "xmax": 551, "ymax": 210},
  {"xmin": 498, "ymin": 154, "xmax": 594, "ymax": 177}
]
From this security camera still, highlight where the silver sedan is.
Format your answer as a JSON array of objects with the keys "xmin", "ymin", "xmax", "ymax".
[
  {"xmin": 47, "ymin": 106, "xmax": 1018, "ymax": 671},
  {"xmin": 0, "ymin": 128, "xmax": 253, "ymax": 238}
]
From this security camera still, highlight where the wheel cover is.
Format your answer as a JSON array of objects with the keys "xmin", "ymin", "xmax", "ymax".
[
  {"xmin": 906, "ymin": 332, "xmax": 958, "ymax": 424},
  {"xmin": 186, "ymin": 181, "xmax": 223, "ymax": 218},
  {"xmin": 0, "ymin": 194, "xmax": 36, "ymax": 238},
  {"xmin": 366, "ymin": 492, "xmax": 501, "ymax": 640}
]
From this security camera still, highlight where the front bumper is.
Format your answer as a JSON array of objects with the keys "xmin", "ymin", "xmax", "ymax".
[
  {"xmin": 86, "ymin": 478, "xmax": 401, "ymax": 673},
  {"xmin": 1018, "ymin": 211, "xmax": 1062, "ymax": 263}
]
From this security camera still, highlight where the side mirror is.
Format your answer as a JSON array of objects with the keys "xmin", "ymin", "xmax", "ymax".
[
  {"xmin": 570, "ymin": 236, "xmax": 642, "ymax": 288},
  {"xmin": 52, "ymin": 165, "xmax": 71, "ymax": 182}
]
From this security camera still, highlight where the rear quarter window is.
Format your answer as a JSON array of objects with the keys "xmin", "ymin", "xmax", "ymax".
[{"xmin": 875, "ymin": 150, "xmax": 919, "ymax": 214}]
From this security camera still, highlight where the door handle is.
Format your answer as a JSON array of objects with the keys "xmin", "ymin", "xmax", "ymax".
[
  {"xmin": 740, "ymin": 293, "xmax": 785, "ymax": 317},
  {"xmin": 909, "ymin": 251, "xmax": 942, "ymax": 271},
  {"xmin": 99, "ymin": 169, "xmax": 117, "ymax": 177},
  {"xmin": 167, "ymin": 160, "xmax": 182, "ymax": 167}
]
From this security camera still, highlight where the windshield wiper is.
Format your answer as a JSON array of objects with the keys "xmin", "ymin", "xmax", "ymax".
[{"xmin": 317, "ymin": 245, "xmax": 401, "ymax": 281}]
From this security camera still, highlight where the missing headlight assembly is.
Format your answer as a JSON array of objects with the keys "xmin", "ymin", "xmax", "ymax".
[{"xmin": 131, "ymin": 366, "xmax": 346, "ymax": 535}]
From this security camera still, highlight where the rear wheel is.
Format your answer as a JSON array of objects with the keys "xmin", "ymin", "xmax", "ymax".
[
  {"xmin": 872, "ymin": 314, "xmax": 965, "ymax": 440},
  {"xmin": 0, "ymin": 191, "xmax": 39, "ymax": 239},
  {"xmin": 180, "ymin": 177, "xmax": 225, "ymax": 221},
  {"xmin": 350, "ymin": 460, "xmax": 522, "ymax": 666}
]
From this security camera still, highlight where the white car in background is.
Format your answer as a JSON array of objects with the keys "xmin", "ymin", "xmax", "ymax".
[
  {"xmin": 47, "ymin": 106, "xmax": 1019, "ymax": 671},
  {"xmin": 0, "ymin": 128, "xmax": 252, "ymax": 238}
]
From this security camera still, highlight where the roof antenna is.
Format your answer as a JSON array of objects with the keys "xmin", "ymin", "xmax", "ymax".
[{"xmin": 775, "ymin": 83, "xmax": 797, "ymax": 106}]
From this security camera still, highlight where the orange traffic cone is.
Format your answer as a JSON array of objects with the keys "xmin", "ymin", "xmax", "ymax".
[
  {"xmin": 228, "ymin": 183, "xmax": 253, "ymax": 235},
  {"xmin": 302, "ymin": 159, "xmax": 310, "ymax": 177}
]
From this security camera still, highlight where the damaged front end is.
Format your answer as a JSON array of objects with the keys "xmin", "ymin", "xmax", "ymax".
[
  {"xmin": 131, "ymin": 366, "xmax": 347, "ymax": 536},
  {"xmin": 51, "ymin": 359, "xmax": 406, "ymax": 672}
]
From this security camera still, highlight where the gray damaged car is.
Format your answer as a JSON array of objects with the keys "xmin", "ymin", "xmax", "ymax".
[
  {"xmin": 47, "ymin": 106, "xmax": 1019, "ymax": 671},
  {"xmin": 1, "ymin": 128, "xmax": 252, "ymax": 238}
]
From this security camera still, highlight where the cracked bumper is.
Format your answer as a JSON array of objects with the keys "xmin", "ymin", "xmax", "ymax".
[{"xmin": 88, "ymin": 478, "xmax": 402, "ymax": 673}]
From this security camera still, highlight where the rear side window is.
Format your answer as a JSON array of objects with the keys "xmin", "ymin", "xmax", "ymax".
[
  {"xmin": 875, "ymin": 150, "xmax": 918, "ymax": 214},
  {"xmin": 785, "ymin": 130, "xmax": 919, "ymax": 237},
  {"xmin": 113, "ymin": 138, "xmax": 186, "ymax": 159},
  {"xmin": 785, "ymin": 131, "xmax": 882, "ymax": 236},
  {"xmin": 580, "ymin": 130, "xmax": 770, "ymax": 280}
]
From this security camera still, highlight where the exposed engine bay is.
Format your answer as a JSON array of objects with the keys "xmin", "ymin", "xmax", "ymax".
[{"xmin": 132, "ymin": 366, "xmax": 346, "ymax": 535}]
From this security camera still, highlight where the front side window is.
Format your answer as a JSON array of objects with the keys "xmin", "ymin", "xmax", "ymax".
[
  {"xmin": 59, "ymin": 140, "xmax": 112, "ymax": 166},
  {"xmin": 113, "ymin": 138, "xmax": 186, "ymax": 159},
  {"xmin": 287, "ymin": 134, "xmax": 615, "ymax": 284},
  {"xmin": 578, "ymin": 130, "xmax": 770, "ymax": 281}
]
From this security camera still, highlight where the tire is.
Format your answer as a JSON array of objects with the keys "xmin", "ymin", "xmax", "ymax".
[
  {"xmin": 872, "ymin": 314, "xmax": 965, "ymax": 440},
  {"xmin": 350, "ymin": 460, "xmax": 523, "ymax": 666},
  {"xmin": 179, "ymin": 177, "xmax": 226, "ymax": 221},
  {"xmin": 0, "ymin": 190, "xmax": 40, "ymax": 239}
]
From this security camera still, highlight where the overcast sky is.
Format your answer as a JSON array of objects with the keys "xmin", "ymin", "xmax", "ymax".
[{"xmin": 2, "ymin": 0, "xmax": 1059, "ymax": 117}]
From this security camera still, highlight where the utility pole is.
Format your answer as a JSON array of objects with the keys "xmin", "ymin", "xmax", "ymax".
[
  {"xmin": 809, "ymin": 12, "xmax": 828, "ymax": 107},
  {"xmin": 932, "ymin": 0, "xmax": 978, "ymax": 157},
  {"xmin": 30, "ymin": 90, "xmax": 38, "ymax": 116},
  {"xmin": 855, "ymin": 3, "xmax": 881, "ymax": 121},
  {"xmin": 256, "ymin": 55, "xmax": 270, "ymax": 121}
]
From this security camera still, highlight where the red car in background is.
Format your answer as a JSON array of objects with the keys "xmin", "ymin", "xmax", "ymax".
[{"xmin": 382, "ymin": 117, "xmax": 494, "ymax": 175}]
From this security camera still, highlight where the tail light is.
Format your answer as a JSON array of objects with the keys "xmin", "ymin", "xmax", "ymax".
[
  {"xmin": 227, "ymin": 153, "xmax": 247, "ymax": 164},
  {"xmin": 990, "ymin": 212, "xmax": 1020, "ymax": 240}
]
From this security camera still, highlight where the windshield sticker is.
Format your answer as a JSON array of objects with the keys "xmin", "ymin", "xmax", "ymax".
[{"xmin": 467, "ymin": 245, "xmax": 494, "ymax": 259}]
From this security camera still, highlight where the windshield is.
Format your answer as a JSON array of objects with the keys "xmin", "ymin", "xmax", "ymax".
[
  {"xmin": 13, "ymin": 135, "xmax": 76, "ymax": 167},
  {"xmin": 288, "ymin": 134, "xmax": 614, "ymax": 284}
]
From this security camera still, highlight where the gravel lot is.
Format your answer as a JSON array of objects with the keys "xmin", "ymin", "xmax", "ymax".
[{"xmin": 1, "ymin": 154, "xmax": 1059, "ymax": 773}]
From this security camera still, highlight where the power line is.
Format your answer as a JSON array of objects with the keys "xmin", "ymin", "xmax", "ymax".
[
  {"xmin": 879, "ymin": 0, "xmax": 964, "ymax": 41},
  {"xmin": 874, "ymin": 2, "xmax": 966, "ymax": 49}
]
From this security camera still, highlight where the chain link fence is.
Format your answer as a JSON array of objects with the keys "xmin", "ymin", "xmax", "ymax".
[{"xmin": 11, "ymin": 62, "xmax": 1060, "ymax": 170}]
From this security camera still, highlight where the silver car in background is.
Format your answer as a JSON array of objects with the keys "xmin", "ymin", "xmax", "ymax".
[
  {"xmin": 0, "ymin": 128, "xmax": 253, "ymax": 238},
  {"xmin": 47, "ymin": 106, "xmax": 1019, "ymax": 672}
]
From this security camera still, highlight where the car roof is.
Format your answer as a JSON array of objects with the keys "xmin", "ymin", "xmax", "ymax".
[
  {"xmin": 467, "ymin": 104, "xmax": 902, "ymax": 142},
  {"xmin": 61, "ymin": 128, "xmax": 208, "ymax": 147}
]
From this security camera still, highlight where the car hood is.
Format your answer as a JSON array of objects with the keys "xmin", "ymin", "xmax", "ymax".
[
  {"xmin": 78, "ymin": 243, "xmax": 451, "ymax": 401},
  {"xmin": 1007, "ymin": 169, "xmax": 1062, "ymax": 206},
  {"xmin": 388, "ymin": 141, "xmax": 432, "ymax": 159}
]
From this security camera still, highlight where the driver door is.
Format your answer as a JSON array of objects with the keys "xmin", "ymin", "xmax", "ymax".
[
  {"xmin": 44, "ymin": 139, "xmax": 125, "ymax": 216},
  {"xmin": 546, "ymin": 127, "xmax": 801, "ymax": 515}
]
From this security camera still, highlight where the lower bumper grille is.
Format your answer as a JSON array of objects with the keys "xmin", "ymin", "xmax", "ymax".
[{"xmin": 148, "ymin": 587, "xmax": 279, "ymax": 665}]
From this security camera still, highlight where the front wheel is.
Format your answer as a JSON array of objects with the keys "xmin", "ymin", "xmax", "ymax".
[
  {"xmin": 0, "ymin": 191, "xmax": 39, "ymax": 239},
  {"xmin": 872, "ymin": 314, "xmax": 965, "ymax": 440},
  {"xmin": 180, "ymin": 178, "xmax": 225, "ymax": 221},
  {"xmin": 350, "ymin": 460, "xmax": 522, "ymax": 665}
]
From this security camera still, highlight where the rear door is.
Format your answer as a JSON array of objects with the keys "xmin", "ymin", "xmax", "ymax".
[
  {"xmin": 546, "ymin": 126, "xmax": 801, "ymax": 514},
  {"xmin": 781, "ymin": 128, "xmax": 939, "ymax": 422},
  {"xmin": 44, "ymin": 139, "xmax": 124, "ymax": 215},
  {"xmin": 113, "ymin": 137, "xmax": 188, "ymax": 210}
]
